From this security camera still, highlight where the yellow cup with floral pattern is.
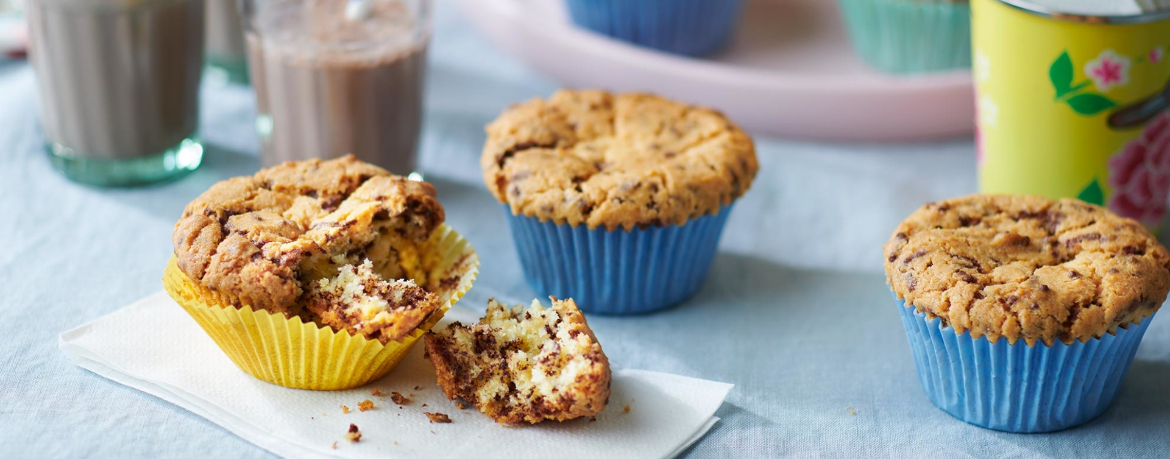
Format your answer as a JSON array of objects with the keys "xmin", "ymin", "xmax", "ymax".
[{"xmin": 974, "ymin": 0, "xmax": 1170, "ymax": 230}]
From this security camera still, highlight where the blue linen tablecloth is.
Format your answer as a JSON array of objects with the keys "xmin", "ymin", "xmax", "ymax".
[{"xmin": 2, "ymin": 1, "xmax": 1168, "ymax": 457}]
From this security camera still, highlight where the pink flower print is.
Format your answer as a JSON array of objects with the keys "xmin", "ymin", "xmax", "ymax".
[
  {"xmin": 1108, "ymin": 112, "xmax": 1170, "ymax": 227},
  {"xmin": 1151, "ymin": 47, "xmax": 1165, "ymax": 64},
  {"xmin": 1085, "ymin": 50, "xmax": 1130, "ymax": 91}
]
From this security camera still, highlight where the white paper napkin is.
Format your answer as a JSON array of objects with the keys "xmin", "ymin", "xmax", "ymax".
[{"xmin": 59, "ymin": 293, "xmax": 732, "ymax": 459}]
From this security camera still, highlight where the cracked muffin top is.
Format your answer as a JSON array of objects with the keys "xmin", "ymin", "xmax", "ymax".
[
  {"xmin": 172, "ymin": 155, "xmax": 444, "ymax": 317},
  {"xmin": 884, "ymin": 194, "xmax": 1170, "ymax": 346},
  {"xmin": 480, "ymin": 90, "xmax": 758, "ymax": 230}
]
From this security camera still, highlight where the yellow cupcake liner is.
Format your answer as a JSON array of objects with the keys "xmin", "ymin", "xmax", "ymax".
[{"xmin": 162, "ymin": 224, "xmax": 479, "ymax": 390}]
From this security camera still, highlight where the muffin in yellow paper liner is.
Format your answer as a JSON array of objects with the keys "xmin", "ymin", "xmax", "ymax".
[{"xmin": 162, "ymin": 224, "xmax": 479, "ymax": 390}]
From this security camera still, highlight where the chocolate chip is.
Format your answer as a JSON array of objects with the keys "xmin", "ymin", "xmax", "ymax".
[
  {"xmin": 1015, "ymin": 210, "xmax": 1043, "ymax": 220},
  {"xmin": 1122, "ymin": 245, "xmax": 1145, "ymax": 255},
  {"xmin": 618, "ymin": 181, "xmax": 642, "ymax": 192},
  {"xmin": 577, "ymin": 199, "xmax": 594, "ymax": 216},
  {"xmin": 1064, "ymin": 233, "xmax": 1102, "ymax": 248},
  {"xmin": 496, "ymin": 141, "xmax": 555, "ymax": 168},
  {"xmin": 1069, "ymin": 270, "xmax": 1082, "ymax": 279},
  {"xmin": 952, "ymin": 254, "xmax": 982, "ymax": 270},
  {"xmin": 957, "ymin": 271, "xmax": 976, "ymax": 283},
  {"xmin": 1039, "ymin": 284, "xmax": 1050, "ymax": 293},
  {"xmin": 321, "ymin": 195, "xmax": 343, "ymax": 212},
  {"xmin": 1043, "ymin": 212, "xmax": 1065, "ymax": 234}
]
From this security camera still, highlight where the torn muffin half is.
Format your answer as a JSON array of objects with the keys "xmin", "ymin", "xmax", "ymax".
[
  {"xmin": 423, "ymin": 297, "xmax": 611, "ymax": 424},
  {"xmin": 303, "ymin": 259, "xmax": 441, "ymax": 344}
]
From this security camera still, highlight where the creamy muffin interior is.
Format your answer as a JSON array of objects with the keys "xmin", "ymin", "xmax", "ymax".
[
  {"xmin": 303, "ymin": 259, "xmax": 440, "ymax": 344},
  {"xmin": 424, "ymin": 297, "xmax": 611, "ymax": 424}
]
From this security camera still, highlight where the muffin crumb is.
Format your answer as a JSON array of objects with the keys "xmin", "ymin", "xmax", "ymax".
[
  {"xmin": 390, "ymin": 392, "xmax": 409, "ymax": 405},
  {"xmin": 358, "ymin": 400, "xmax": 374, "ymax": 412},
  {"xmin": 344, "ymin": 424, "xmax": 361, "ymax": 442},
  {"xmin": 340, "ymin": 405, "xmax": 350, "ymax": 414},
  {"xmin": 425, "ymin": 412, "xmax": 452, "ymax": 423},
  {"xmin": 371, "ymin": 389, "xmax": 385, "ymax": 397}
]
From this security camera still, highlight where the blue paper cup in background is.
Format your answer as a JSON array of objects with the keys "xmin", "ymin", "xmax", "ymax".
[
  {"xmin": 504, "ymin": 205, "xmax": 733, "ymax": 315},
  {"xmin": 895, "ymin": 298, "xmax": 1154, "ymax": 433},
  {"xmin": 564, "ymin": 0, "xmax": 746, "ymax": 56}
]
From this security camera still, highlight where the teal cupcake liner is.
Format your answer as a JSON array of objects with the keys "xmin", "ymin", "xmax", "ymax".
[
  {"xmin": 564, "ymin": 0, "xmax": 745, "ymax": 56},
  {"xmin": 897, "ymin": 297, "xmax": 1154, "ymax": 432},
  {"xmin": 837, "ymin": 0, "xmax": 971, "ymax": 74}
]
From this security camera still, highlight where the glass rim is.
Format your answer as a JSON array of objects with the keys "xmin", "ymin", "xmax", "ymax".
[
  {"xmin": 240, "ymin": 0, "xmax": 432, "ymax": 50},
  {"xmin": 996, "ymin": 0, "xmax": 1170, "ymax": 24}
]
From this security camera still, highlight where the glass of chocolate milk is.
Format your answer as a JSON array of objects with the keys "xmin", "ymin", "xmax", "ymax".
[
  {"xmin": 26, "ymin": 0, "xmax": 205, "ymax": 186},
  {"xmin": 206, "ymin": 0, "xmax": 249, "ymax": 84},
  {"xmin": 241, "ymin": 0, "xmax": 430, "ymax": 174}
]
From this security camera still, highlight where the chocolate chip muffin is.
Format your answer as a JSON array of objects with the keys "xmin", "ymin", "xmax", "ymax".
[
  {"xmin": 172, "ymin": 155, "xmax": 445, "ymax": 342},
  {"xmin": 481, "ymin": 90, "xmax": 757, "ymax": 314},
  {"xmin": 481, "ymin": 89, "xmax": 757, "ymax": 231},
  {"xmin": 423, "ymin": 297, "xmax": 611, "ymax": 424},
  {"xmin": 884, "ymin": 194, "xmax": 1170, "ymax": 346}
]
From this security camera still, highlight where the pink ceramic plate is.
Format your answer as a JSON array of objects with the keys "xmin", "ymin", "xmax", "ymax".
[{"xmin": 454, "ymin": 0, "xmax": 975, "ymax": 142}]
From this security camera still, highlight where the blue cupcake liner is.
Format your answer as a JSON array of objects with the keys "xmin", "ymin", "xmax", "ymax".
[
  {"xmin": 504, "ymin": 205, "xmax": 733, "ymax": 315},
  {"xmin": 896, "ymin": 298, "xmax": 1153, "ymax": 432},
  {"xmin": 836, "ymin": 0, "xmax": 971, "ymax": 74},
  {"xmin": 564, "ymin": 0, "xmax": 745, "ymax": 56}
]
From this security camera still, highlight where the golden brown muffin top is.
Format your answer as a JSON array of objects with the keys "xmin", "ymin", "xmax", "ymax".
[
  {"xmin": 884, "ymin": 194, "xmax": 1170, "ymax": 346},
  {"xmin": 172, "ymin": 155, "xmax": 444, "ymax": 316},
  {"xmin": 480, "ymin": 90, "xmax": 758, "ymax": 230}
]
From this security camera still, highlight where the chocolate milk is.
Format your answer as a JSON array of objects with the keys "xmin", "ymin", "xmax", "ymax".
[
  {"xmin": 245, "ymin": 0, "xmax": 428, "ymax": 174},
  {"xmin": 26, "ymin": 0, "xmax": 204, "ymax": 159},
  {"xmin": 205, "ymin": 0, "xmax": 248, "ymax": 79}
]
